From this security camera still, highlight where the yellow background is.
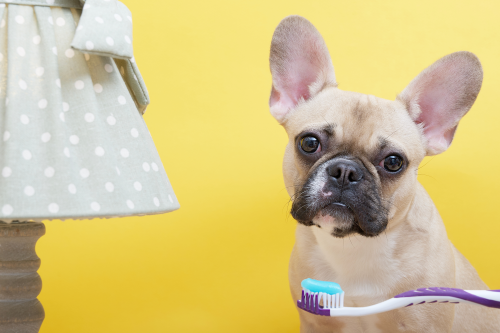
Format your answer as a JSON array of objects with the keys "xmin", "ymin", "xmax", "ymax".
[{"xmin": 38, "ymin": 0, "xmax": 500, "ymax": 332}]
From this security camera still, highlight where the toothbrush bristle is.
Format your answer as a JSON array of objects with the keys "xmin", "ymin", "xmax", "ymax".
[{"xmin": 297, "ymin": 287, "xmax": 345, "ymax": 316}]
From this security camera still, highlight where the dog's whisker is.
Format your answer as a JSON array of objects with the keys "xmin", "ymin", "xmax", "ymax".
[{"xmin": 417, "ymin": 156, "xmax": 436, "ymax": 170}]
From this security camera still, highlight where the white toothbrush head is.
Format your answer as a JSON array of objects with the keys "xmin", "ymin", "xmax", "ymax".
[{"xmin": 297, "ymin": 278, "xmax": 345, "ymax": 316}]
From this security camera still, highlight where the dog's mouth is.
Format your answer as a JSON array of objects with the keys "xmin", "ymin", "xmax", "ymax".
[{"xmin": 291, "ymin": 190, "xmax": 388, "ymax": 238}]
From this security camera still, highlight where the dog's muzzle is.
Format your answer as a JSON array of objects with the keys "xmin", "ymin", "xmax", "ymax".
[{"xmin": 291, "ymin": 156, "xmax": 388, "ymax": 237}]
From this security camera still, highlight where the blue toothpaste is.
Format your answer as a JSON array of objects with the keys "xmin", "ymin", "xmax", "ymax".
[{"xmin": 301, "ymin": 278, "xmax": 343, "ymax": 294}]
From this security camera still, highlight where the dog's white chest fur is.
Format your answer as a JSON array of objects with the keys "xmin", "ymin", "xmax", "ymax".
[{"xmin": 310, "ymin": 226, "xmax": 404, "ymax": 298}]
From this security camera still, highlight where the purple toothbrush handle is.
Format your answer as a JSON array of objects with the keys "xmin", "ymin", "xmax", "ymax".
[{"xmin": 395, "ymin": 287, "xmax": 500, "ymax": 309}]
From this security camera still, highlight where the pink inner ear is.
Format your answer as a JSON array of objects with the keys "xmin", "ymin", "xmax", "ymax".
[
  {"xmin": 272, "ymin": 46, "xmax": 327, "ymax": 112},
  {"xmin": 416, "ymin": 80, "xmax": 458, "ymax": 149}
]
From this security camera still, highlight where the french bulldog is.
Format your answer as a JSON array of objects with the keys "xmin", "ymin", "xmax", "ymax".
[{"xmin": 268, "ymin": 15, "xmax": 500, "ymax": 332}]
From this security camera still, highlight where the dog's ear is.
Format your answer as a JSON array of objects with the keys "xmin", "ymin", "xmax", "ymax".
[
  {"xmin": 399, "ymin": 52, "xmax": 483, "ymax": 155},
  {"xmin": 269, "ymin": 16, "xmax": 336, "ymax": 124}
]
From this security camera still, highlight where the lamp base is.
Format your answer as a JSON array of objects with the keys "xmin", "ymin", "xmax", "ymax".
[{"xmin": 0, "ymin": 222, "xmax": 45, "ymax": 332}]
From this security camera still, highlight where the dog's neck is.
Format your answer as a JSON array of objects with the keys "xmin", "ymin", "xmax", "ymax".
[{"xmin": 306, "ymin": 183, "xmax": 444, "ymax": 299}]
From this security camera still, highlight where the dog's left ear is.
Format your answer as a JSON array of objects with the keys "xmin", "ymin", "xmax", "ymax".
[{"xmin": 399, "ymin": 51, "xmax": 483, "ymax": 155}]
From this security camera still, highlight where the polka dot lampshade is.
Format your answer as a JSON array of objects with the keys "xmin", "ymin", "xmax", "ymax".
[{"xmin": 0, "ymin": 0, "xmax": 179, "ymax": 222}]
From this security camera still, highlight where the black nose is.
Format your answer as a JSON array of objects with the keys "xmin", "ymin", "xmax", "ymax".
[{"xmin": 327, "ymin": 159, "xmax": 363, "ymax": 186}]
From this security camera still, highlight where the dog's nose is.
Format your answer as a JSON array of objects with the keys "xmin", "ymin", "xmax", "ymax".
[{"xmin": 327, "ymin": 160, "xmax": 363, "ymax": 186}]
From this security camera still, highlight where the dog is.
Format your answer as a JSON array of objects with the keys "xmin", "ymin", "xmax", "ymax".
[{"xmin": 268, "ymin": 15, "xmax": 500, "ymax": 332}]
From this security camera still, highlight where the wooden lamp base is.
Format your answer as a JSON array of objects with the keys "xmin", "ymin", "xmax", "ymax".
[{"xmin": 0, "ymin": 222, "xmax": 45, "ymax": 332}]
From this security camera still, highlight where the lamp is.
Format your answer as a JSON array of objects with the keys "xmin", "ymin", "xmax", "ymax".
[{"xmin": 0, "ymin": 0, "xmax": 179, "ymax": 331}]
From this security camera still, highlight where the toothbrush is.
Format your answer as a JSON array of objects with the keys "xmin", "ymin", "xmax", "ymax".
[{"xmin": 297, "ymin": 278, "xmax": 500, "ymax": 317}]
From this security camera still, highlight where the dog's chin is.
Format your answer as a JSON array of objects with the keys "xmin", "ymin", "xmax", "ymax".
[
  {"xmin": 312, "ymin": 203, "xmax": 354, "ymax": 237},
  {"xmin": 312, "ymin": 203, "xmax": 372, "ymax": 238}
]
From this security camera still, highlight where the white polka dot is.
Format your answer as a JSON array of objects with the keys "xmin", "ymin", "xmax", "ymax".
[
  {"xmin": 131, "ymin": 57, "xmax": 136, "ymax": 64},
  {"xmin": 48, "ymin": 16, "xmax": 54, "ymax": 25},
  {"xmin": 48, "ymin": 203, "xmax": 59, "ymax": 213},
  {"xmin": 2, "ymin": 166, "xmax": 12, "ymax": 177},
  {"xmin": 127, "ymin": 16, "xmax": 132, "ymax": 22},
  {"xmin": 65, "ymin": 48, "xmax": 74, "ymax": 58},
  {"xmin": 0, "ymin": 20, "xmax": 5, "ymax": 28},
  {"xmin": 56, "ymin": 17, "xmax": 65, "ymax": 26},
  {"xmin": 95, "ymin": 17, "xmax": 104, "ymax": 24},
  {"xmin": 3, "ymin": 131, "xmax": 10, "ymax": 141},
  {"xmin": 90, "ymin": 202, "xmax": 100, "ymax": 212},
  {"xmin": 24, "ymin": 186, "xmax": 35, "ymax": 196},
  {"xmin": 168, "ymin": 195, "xmax": 174, "ymax": 203},
  {"xmin": 20, "ymin": 115, "xmax": 29, "ymax": 124},
  {"xmin": 117, "ymin": 95, "xmax": 126, "ymax": 105},
  {"xmin": 115, "ymin": 167, "xmax": 121, "ymax": 175},
  {"xmin": 84, "ymin": 53, "xmax": 90, "ymax": 61},
  {"xmin": 120, "ymin": 66, "xmax": 125, "ymax": 75},
  {"xmin": 84, "ymin": 113, "xmax": 95, "ymax": 122},
  {"xmin": 36, "ymin": 67, "xmax": 45, "ymax": 76},
  {"xmin": 52, "ymin": 46, "xmax": 58, "ymax": 55},
  {"xmin": 56, "ymin": 78, "xmax": 61, "ymax": 87},
  {"xmin": 33, "ymin": 35, "xmax": 41, "ymax": 44},
  {"xmin": 131, "ymin": 128, "xmax": 139, "ymax": 137},
  {"xmin": 124, "ymin": 35, "xmax": 131, "ymax": 44},
  {"xmin": 63, "ymin": 102, "xmax": 70, "ymax": 112},
  {"xmin": 153, "ymin": 197, "xmax": 160, "ymax": 207},
  {"xmin": 142, "ymin": 162, "xmax": 150, "ymax": 172},
  {"xmin": 114, "ymin": 14, "xmax": 122, "ymax": 21},
  {"xmin": 59, "ymin": 112, "xmax": 65, "ymax": 122},
  {"xmin": 44, "ymin": 166, "xmax": 55, "ymax": 177},
  {"xmin": 22, "ymin": 150, "xmax": 32, "ymax": 160},
  {"xmin": 41, "ymin": 132, "xmax": 51, "ymax": 142},
  {"xmin": 68, "ymin": 184, "xmax": 76, "ymax": 194},
  {"xmin": 104, "ymin": 64, "xmax": 113, "ymax": 73},
  {"xmin": 15, "ymin": 15, "xmax": 25, "ymax": 24},
  {"xmin": 93, "ymin": 83, "xmax": 103, "ymax": 93},
  {"xmin": 38, "ymin": 99, "xmax": 48, "ymax": 109},
  {"xmin": 95, "ymin": 146, "xmax": 105, "ymax": 156},
  {"xmin": 2, "ymin": 204, "xmax": 13, "ymax": 216},
  {"xmin": 134, "ymin": 181, "xmax": 142, "ymax": 191},
  {"xmin": 75, "ymin": 80, "xmax": 84, "ymax": 90},
  {"xmin": 120, "ymin": 148, "xmax": 129, "ymax": 158},
  {"xmin": 63, "ymin": 147, "xmax": 70, "ymax": 157},
  {"xmin": 18, "ymin": 79, "xmax": 27, "ymax": 90},
  {"xmin": 69, "ymin": 135, "xmax": 79, "ymax": 145},
  {"xmin": 46, "ymin": 0, "xmax": 55, "ymax": 4},
  {"xmin": 151, "ymin": 162, "xmax": 159, "ymax": 171},
  {"xmin": 80, "ymin": 168, "xmax": 89, "ymax": 178},
  {"xmin": 85, "ymin": 41, "xmax": 94, "ymax": 50},
  {"xmin": 126, "ymin": 200, "xmax": 134, "ymax": 209},
  {"xmin": 106, "ymin": 37, "xmax": 114, "ymax": 46},
  {"xmin": 105, "ymin": 182, "xmax": 114, "ymax": 192},
  {"xmin": 107, "ymin": 115, "xmax": 116, "ymax": 125}
]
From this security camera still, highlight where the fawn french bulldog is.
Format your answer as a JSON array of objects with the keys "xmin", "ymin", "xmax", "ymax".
[{"xmin": 268, "ymin": 16, "xmax": 500, "ymax": 332}]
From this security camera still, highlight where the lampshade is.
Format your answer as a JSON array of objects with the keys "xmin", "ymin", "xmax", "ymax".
[{"xmin": 0, "ymin": 0, "xmax": 179, "ymax": 222}]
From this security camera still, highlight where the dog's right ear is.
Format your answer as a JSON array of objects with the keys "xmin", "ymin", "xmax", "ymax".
[{"xmin": 269, "ymin": 16, "xmax": 336, "ymax": 124}]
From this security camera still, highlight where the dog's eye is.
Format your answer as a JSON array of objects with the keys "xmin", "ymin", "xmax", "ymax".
[
  {"xmin": 383, "ymin": 155, "xmax": 403, "ymax": 172},
  {"xmin": 300, "ymin": 136, "xmax": 320, "ymax": 153}
]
